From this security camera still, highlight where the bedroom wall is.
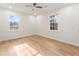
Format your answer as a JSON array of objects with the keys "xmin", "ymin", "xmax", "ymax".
[
  {"xmin": 36, "ymin": 4, "xmax": 79, "ymax": 46},
  {"xmin": 0, "ymin": 4, "xmax": 79, "ymax": 46},
  {"xmin": 0, "ymin": 8, "xmax": 36, "ymax": 40}
]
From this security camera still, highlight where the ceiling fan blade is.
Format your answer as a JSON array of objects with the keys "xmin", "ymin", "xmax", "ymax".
[
  {"xmin": 36, "ymin": 6, "xmax": 43, "ymax": 8},
  {"xmin": 25, "ymin": 5, "xmax": 32, "ymax": 7}
]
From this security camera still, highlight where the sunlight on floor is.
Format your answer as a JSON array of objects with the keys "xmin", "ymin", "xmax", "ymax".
[{"xmin": 14, "ymin": 43, "xmax": 42, "ymax": 56}]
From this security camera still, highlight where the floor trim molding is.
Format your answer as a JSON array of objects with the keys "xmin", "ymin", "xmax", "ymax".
[
  {"xmin": 0, "ymin": 34, "xmax": 79, "ymax": 48},
  {"xmin": 36, "ymin": 34, "xmax": 79, "ymax": 48}
]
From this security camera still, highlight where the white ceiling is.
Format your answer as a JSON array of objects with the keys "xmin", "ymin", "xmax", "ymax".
[{"xmin": 0, "ymin": 3, "xmax": 72, "ymax": 15}]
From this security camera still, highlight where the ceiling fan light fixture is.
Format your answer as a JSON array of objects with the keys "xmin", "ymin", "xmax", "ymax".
[{"xmin": 33, "ymin": 3, "xmax": 36, "ymax": 6}]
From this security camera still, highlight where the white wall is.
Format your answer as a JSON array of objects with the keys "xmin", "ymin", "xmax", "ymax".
[
  {"xmin": 0, "ymin": 8, "xmax": 36, "ymax": 41},
  {"xmin": 0, "ymin": 4, "xmax": 79, "ymax": 46},
  {"xmin": 36, "ymin": 4, "xmax": 79, "ymax": 46}
]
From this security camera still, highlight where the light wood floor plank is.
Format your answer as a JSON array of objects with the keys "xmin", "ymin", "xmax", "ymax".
[{"xmin": 0, "ymin": 35, "xmax": 79, "ymax": 56}]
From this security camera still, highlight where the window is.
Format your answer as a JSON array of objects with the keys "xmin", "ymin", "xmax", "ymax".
[
  {"xmin": 9, "ymin": 15, "xmax": 19, "ymax": 31},
  {"xmin": 50, "ymin": 15, "xmax": 58, "ymax": 30}
]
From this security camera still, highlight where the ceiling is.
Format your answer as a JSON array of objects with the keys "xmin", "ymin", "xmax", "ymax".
[{"xmin": 0, "ymin": 3, "xmax": 72, "ymax": 15}]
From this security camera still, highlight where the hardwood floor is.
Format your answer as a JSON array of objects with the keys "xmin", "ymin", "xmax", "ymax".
[{"xmin": 0, "ymin": 35, "xmax": 79, "ymax": 56}]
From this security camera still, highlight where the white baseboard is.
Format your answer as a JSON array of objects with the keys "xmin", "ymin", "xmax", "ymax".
[
  {"xmin": 0, "ymin": 33, "xmax": 79, "ymax": 47},
  {"xmin": 0, "ymin": 34, "xmax": 34, "ymax": 41},
  {"xmin": 37, "ymin": 34, "xmax": 79, "ymax": 47}
]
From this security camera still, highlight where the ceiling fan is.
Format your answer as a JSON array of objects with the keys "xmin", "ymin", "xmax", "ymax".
[{"xmin": 25, "ymin": 3, "xmax": 47, "ymax": 9}]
